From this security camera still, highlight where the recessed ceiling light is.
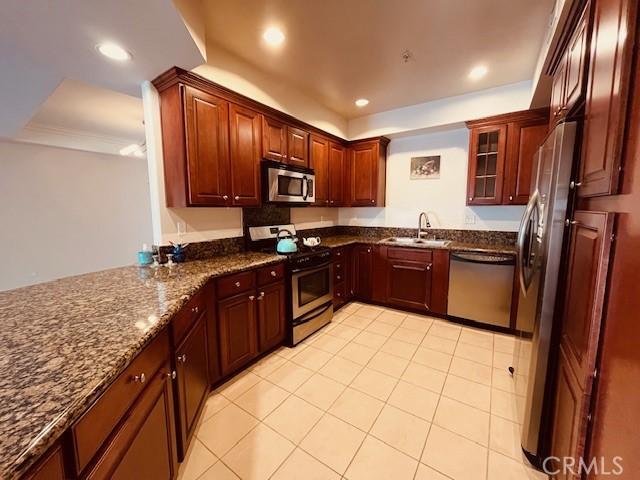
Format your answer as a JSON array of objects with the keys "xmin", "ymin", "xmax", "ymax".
[
  {"xmin": 263, "ymin": 27, "xmax": 285, "ymax": 47},
  {"xmin": 96, "ymin": 42, "xmax": 132, "ymax": 61},
  {"xmin": 355, "ymin": 98, "xmax": 369, "ymax": 107},
  {"xmin": 469, "ymin": 65, "xmax": 488, "ymax": 80}
]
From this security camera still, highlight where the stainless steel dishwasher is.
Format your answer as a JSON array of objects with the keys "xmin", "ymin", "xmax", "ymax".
[{"xmin": 447, "ymin": 251, "xmax": 515, "ymax": 328}]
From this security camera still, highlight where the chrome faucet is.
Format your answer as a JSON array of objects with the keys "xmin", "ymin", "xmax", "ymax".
[{"xmin": 418, "ymin": 212, "xmax": 431, "ymax": 239}]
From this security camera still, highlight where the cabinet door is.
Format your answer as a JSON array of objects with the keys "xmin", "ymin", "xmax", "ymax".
[
  {"xmin": 286, "ymin": 126, "xmax": 309, "ymax": 168},
  {"xmin": 262, "ymin": 115, "xmax": 287, "ymax": 162},
  {"xmin": 564, "ymin": 2, "xmax": 590, "ymax": 112},
  {"xmin": 351, "ymin": 141, "xmax": 379, "ymax": 206},
  {"xmin": 560, "ymin": 211, "xmax": 613, "ymax": 390},
  {"xmin": 328, "ymin": 142, "xmax": 347, "ymax": 206},
  {"xmin": 387, "ymin": 260, "xmax": 432, "ymax": 312},
  {"xmin": 257, "ymin": 282, "xmax": 286, "ymax": 352},
  {"xmin": 353, "ymin": 245, "xmax": 373, "ymax": 300},
  {"xmin": 175, "ymin": 313, "xmax": 210, "ymax": 459},
  {"xmin": 467, "ymin": 125, "xmax": 507, "ymax": 205},
  {"xmin": 229, "ymin": 104, "xmax": 261, "ymax": 206},
  {"xmin": 184, "ymin": 86, "xmax": 231, "ymax": 206},
  {"xmin": 504, "ymin": 121, "xmax": 548, "ymax": 204},
  {"xmin": 310, "ymin": 134, "xmax": 330, "ymax": 206},
  {"xmin": 550, "ymin": 54, "xmax": 568, "ymax": 126},
  {"xmin": 218, "ymin": 292, "xmax": 258, "ymax": 376},
  {"xmin": 580, "ymin": 0, "xmax": 636, "ymax": 197},
  {"xmin": 24, "ymin": 444, "xmax": 65, "ymax": 480},
  {"xmin": 85, "ymin": 368, "xmax": 177, "ymax": 480}
]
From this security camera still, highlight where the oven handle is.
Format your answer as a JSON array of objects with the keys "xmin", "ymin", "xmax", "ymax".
[
  {"xmin": 291, "ymin": 261, "xmax": 332, "ymax": 274},
  {"xmin": 292, "ymin": 302, "xmax": 333, "ymax": 327}
]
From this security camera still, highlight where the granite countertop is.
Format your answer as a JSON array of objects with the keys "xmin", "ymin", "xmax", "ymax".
[
  {"xmin": 321, "ymin": 235, "xmax": 517, "ymax": 255},
  {"xmin": 0, "ymin": 252, "xmax": 284, "ymax": 480}
]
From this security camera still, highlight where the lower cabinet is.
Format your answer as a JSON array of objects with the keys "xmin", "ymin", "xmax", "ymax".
[
  {"xmin": 332, "ymin": 246, "xmax": 353, "ymax": 309},
  {"xmin": 24, "ymin": 444, "xmax": 66, "ymax": 480},
  {"xmin": 174, "ymin": 312, "xmax": 210, "ymax": 460},
  {"xmin": 257, "ymin": 281, "xmax": 287, "ymax": 351},
  {"xmin": 353, "ymin": 245, "xmax": 374, "ymax": 300},
  {"xmin": 82, "ymin": 366, "xmax": 177, "ymax": 480},
  {"xmin": 218, "ymin": 291, "xmax": 259, "ymax": 376},
  {"xmin": 384, "ymin": 247, "xmax": 433, "ymax": 312}
]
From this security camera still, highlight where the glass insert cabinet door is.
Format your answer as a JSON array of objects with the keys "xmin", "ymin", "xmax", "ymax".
[{"xmin": 467, "ymin": 125, "xmax": 507, "ymax": 205}]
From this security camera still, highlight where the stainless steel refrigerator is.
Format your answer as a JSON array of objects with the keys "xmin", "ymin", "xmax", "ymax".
[{"xmin": 511, "ymin": 121, "xmax": 577, "ymax": 464}]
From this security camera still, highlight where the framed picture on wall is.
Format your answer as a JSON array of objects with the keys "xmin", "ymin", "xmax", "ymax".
[{"xmin": 410, "ymin": 155, "xmax": 440, "ymax": 179}]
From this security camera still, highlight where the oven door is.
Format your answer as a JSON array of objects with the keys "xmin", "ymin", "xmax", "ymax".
[
  {"xmin": 291, "ymin": 263, "xmax": 333, "ymax": 318},
  {"xmin": 267, "ymin": 167, "xmax": 315, "ymax": 204}
]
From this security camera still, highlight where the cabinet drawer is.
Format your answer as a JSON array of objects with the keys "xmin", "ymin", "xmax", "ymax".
[
  {"xmin": 71, "ymin": 329, "xmax": 170, "ymax": 475},
  {"xmin": 333, "ymin": 248, "xmax": 347, "ymax": 260},
  {"xmin": 334, "ymin": 282, "xmax": 347, "ymax": 307},
  {"xmin": 333, "ymin": 266, "xmax": 346, "ymax": 284},
  {"xmin": 386, "ymin": 247, "xmax": 433, "ymax": 263},
  {"xmin": 217, "ymin": 271, "xmax": 256, "ymax": 299},
  {"xmin": 171, "ymin": 286, "xmax": 208, "ymax": 347},
  {"xmin": 257, "ymin": 263, "xmax": 285, "ymax": 286}
]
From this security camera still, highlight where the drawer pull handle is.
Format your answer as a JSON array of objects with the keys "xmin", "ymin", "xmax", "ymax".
[
  {"xmin": 249, "ymin": 295, "xmax": 255, "ymax": 301},
  {"xmin": 178, "ymin": 354, "xmax": 187, "ymax": 363},
  {"xmin": 235, "ymin": 281, "xmax": 241, "ymax": 287},
  {"xmin": 569, "ymin": 181, "xmax": 582, "ymax": 189},
  {"xmin": 133, "ymin": 373, "xmax": 146, "ymax": 384},
  {"xmin": 167, "ymin": 370, "xmax": 177, "ymax": 380},
  {"xmin": 191, "ymin": 306, "xmax": 199, "ymax": 313},
  {"xmin": 223, "ymin": 195, "xmax": 229, "ymax": 200},
  {"xmin": 270, "ymin": 270, "xmax": 277, "ymax": 277}
]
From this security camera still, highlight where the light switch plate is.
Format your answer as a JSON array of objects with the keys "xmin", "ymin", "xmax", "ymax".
[
  {"xmin": 177, "ymin": 221, "xmax": 186, "ymax": 235},
  {"xmin": 464, "ymin": 212, "xmax": 476, "ymax": 225}
]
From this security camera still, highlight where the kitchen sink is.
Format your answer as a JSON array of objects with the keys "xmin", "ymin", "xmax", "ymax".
[{"xmin": 381, "ymin": 237, "xmax": 451, "ymax": 248}]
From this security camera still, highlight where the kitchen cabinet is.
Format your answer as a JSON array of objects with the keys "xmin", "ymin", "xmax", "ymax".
[
  {"xmin": 310, "ymin": 134, "xmax": 330, "ymax": 206},
  {"xmin": 287, "ymin": 126, "xmax": 310, "ymax": 168},
  {"xmin": 332, "ymin": 246, "xmax": 353, "ymax": 308},
  {"xmin": 217, "ymin": 291, "xmax": 259, "ymax": 376},
  {"xmin": 262, "ymin": 115, "xmax": 288, "ymax": 162},
  {"xmin": 379, "ymin": 247, "xmax": 449, "ymax": 315},
  {"xmin": 353, "ymin": 245, "xmax": 374, "ymax": 300},
  {"xmin": 84, "ymin": 366, "xmax": 178, "ymax": 480},
  {"xmin": 257, "ymin": 281, "xmax": 287, "ymax": 351},
  {"xmin": 578, "ymin": 0, "xmax": 636, "ymax": 197},
  {"xmin": 229, "ymin": 104, "xmax": 262, "ymax": 206},
  {"xmin": 349, "ymin": 139, "xmax": 388, "ymax": 207},
  {"xmin": 550, "ymin": 1, "xmax": 590, "ymax": 127},
  {"xmin": 466, "ymin": 109, "xmax": 548, "ymax": 205},
  {"xmin": 329, "ymin": 142, "xmax": 348, "ymax": 206},
  {"xmin": 550, "ymin": 211, "xmax": 614, "ymax": 475},
  {"xmin": 174, "ymin": 312, "xmax": 210, "ymax": 460},
  {"xmin": 23, "ymin": 444, "xmax": 66, "ymax": 480}
]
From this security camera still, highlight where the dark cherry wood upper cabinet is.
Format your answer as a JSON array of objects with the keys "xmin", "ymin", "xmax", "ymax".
[
  {"xmin": 257, "ymin": 281, "xmax": 286, "ymax": 352},
  {"xmin": 310, "ymin": 134, "xmax": 330, "ymax": 206},
  {"xmin": 328, "ymin": 141, "xmax": 347, "ymax": 206},
  {"xmin": 174, "ymin": 312, "xmax": 210, "ymax": 460},
  {"xmin": 262, "ymin": 115, "xmax": 288, "ymax": 162},
  {"xmin": 218, "ymin": 292, "xmax": 259, "ymax": 376},
  {"xmin": 84, "ymin": 366, "xmax": 178, "ymax": 480},
  {"xmin": 579, "ymin": 0, "xmax": 637, "ymax": 197},
  {"xmin": 353, "ymin": 245, "xmax": 374, "ymax": 300},
  {"xmin": 350, "ymin": 139, "xmax": 388, "ymax": 207},
  {"xmin": 287, "ymin": 126, "xmax": 310, "ymax": 168},
  {"xmin": 466, "ymin": 124, "xmax": 507, "ymax": 205},
  {"xmin": 229, "ymin": 104, "xmax": 261, "ymax": 206},
  {"xmin": 504, "ymin": 120, "xmax": 548, "ymax": 204},
  {"xmin": 467, "ymin": 109, "xmax": 548, "ymax": 205},
  {"xmin": 160, "ymin": 85, "xmax": 231, "ymax": 207},
  {"xmin": 550, "ymin": 52, "xmax": 568, "ymax": 126}
]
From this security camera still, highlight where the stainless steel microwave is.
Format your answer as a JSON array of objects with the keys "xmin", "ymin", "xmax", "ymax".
[{"xmin": 262, "ymin": 161, "xmax": 315, "ymax": 205}]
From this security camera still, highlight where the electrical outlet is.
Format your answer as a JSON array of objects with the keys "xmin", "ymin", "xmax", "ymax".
[
  {"xmin": 177, "ymin": 221, "xmax": 186, "ymax": 235},
  {"xmin": 464, "ymin": 212, "xmax": 476, "ymax": 225}
]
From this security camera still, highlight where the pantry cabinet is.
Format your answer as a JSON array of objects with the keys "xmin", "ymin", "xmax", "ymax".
[{"xmin": 466, "ymin": 109, "xmax": 548, "ymax": 206}]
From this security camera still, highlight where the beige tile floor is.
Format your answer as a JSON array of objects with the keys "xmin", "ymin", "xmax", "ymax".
[{"xmin": 179, "ymin": 302, "xmax": 548, "ymax": 480}]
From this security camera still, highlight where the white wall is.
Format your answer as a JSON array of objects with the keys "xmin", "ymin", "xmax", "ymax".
[
  {"xmin": 339, "ymin": 128, "xmax": 525, "ymax": 231},
  {"xmin": 0, "ymin": 140, "xmax": 153, "ymax": 291},
  {"xmin": 348, "ymin": 81, "xmax": 533, "ymax": 139}
]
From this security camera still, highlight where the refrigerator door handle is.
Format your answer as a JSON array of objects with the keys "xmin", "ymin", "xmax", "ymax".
[{"xmin": 517, "ymin": 190, "xmax": 539, "ymax": 296}]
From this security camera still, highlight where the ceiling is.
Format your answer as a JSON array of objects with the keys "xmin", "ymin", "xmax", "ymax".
[
  {"xmin": 0, "ymin": 0, "xmax": 203, "ymax": 151},
  {"xmin": 200, "ymin": 0, "xmax": 554, "ymax": 118}
]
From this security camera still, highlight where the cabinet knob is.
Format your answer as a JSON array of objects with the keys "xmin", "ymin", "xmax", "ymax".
[
  {"xmin": 326, "ymin": 200, "xmax": 329, "ymax": 204},
  {"xmin": 427, "ymin": 264, "xmax": 432, "ymax": 271},
  {"xmin": 258, "ymin": 292, "xmax": 265, "ymax": 300},
  {"xmin": 234, "ymin": 196, "xmax": 240, "ymax": 200},
  {"xmin": 191, "ymin": 306, "xmax": 199, "ymax": 314},
  {"xmin": 469, "ymin": 197, "xmax": 473, "ymax": 201},
  {"xmin": 223, "ymin": 195, "xmax": 229, "ymax": 200},
  {"xmin": 569, "ymin": 181, "xmax": 582, "ymax": 189},
  {"xmin": 330, "ymin": 200, "xmax": 334, "ymax": 204},
  {"xmin": 367, "ymin": 248, "xmax": 371, "ymax": 253},
  {"xmin": 133, "ymin": 373, "xmax": 146, "ymax": 384},
  {"xmin": 371, "ymin": 199, "xmax": 375, "ymax": 204},
  {"xmin": 270, "ymin": 270, "xmax": 277, "ymax": 277},
  {"xmin": 509, "ymin": 195, "xmax": 513, "ymax": 201},
  {"xmin": 178, "ymin": 354, "xmax": 187, "ymax": 363},
  {"xmin": 337, "ymin": 292, "xmax": 341, "ymax": 297},
  {"xmin": 167, "ymin": 370, "xmax": 177, "ymax": 380},
  {"xmin": 337, "ymin": 275, "xmax": 341, "ymax": 280},
  {"xmin": 235, "ymin": 281, "xmax": 241, "ymax": 287},
  {"xmin": 336, "ymin": 252, "xmax": 341, "ymax": 256},
  {"xmin": 249, "ymin": 295, "xmax": 255, "ymax": 301}
]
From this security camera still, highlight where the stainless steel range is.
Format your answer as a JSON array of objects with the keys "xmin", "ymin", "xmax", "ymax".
[{"xmin": 248, "ymin": 224, "xmax": 333, "ymax": 346}]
